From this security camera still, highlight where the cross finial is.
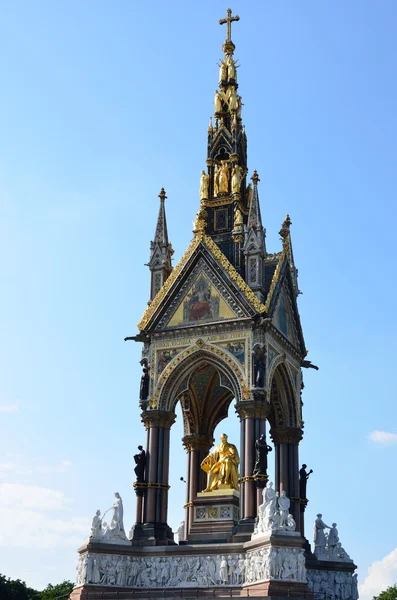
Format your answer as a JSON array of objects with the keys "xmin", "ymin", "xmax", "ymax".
[{"xmin": 219, "ymin": 8, "xmax": 240, "ymax": 44}]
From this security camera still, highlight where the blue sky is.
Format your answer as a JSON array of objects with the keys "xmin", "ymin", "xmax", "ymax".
[{"xmin": 0, "ymin": 1, "xmax": 396, "ymax": 596}]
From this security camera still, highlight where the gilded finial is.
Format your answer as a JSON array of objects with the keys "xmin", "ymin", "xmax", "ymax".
[
  {"xmin": 251, "ymin": 170, "xmax": 260, "ymax": 184},
  {"xmin": 219, "ymin": 8, "xmax": 240, "ymax": 55},
  {"xmin": 279, "ymin": 214, "xmax": 292, "ymax": 239},
  {"xmin": 158, "ymin": 188, "xmax": 167, "ymax": 202},
  {"xmin": 208, "ymin": 117, "xmax": 213, "ymax": 132}
]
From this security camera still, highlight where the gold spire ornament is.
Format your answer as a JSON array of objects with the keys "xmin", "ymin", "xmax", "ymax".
[{"xmin": 219, "ymin": 8, "xmax": 240, "ymax": 54}]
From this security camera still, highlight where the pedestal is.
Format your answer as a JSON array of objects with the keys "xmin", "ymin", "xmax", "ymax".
[{"xmin": 187, "ymin": 489, "xmax": 240, "ymax": 543}]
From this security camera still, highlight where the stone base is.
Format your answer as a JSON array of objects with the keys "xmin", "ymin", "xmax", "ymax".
[
  {"xmin": 130, "ymin": 522, "xmax": 175, "ymax": 546},
  {"xmin": 71, "ymin": 584, "xmax": 310, "ymax": 599},
  {"xmin": 72, "ymin": 534, "xmax": 316, "ymax": 599},
  {"xmin": 188, "ymin": 490, "xmax": 240, "ymax": 543},
  {"xmin": 233, "ymin": 517, "xmax": 255, "ymax": 543}
]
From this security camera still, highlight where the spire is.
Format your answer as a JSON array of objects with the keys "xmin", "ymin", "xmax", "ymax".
[
  {"xmin": 193, "ymin": 9, "xmax": 249, "ymax": 273},
  {"xmin": 153, "ymin": 188, "xmax": 169, "ymax": 248},
  {"xmin": 247, "ymin": 170, "xmax": 263, "ymax": 230},
  {"xmin": 147, "ymin": 188, "xmax": 173, "ymax": 302},
  {"xmin": 243, "ymin": 171, "xmax": 266, "ymax": 301},
  {"xmin": 279, "ymin": 214, "xmax": 300, "ymax": 297}
]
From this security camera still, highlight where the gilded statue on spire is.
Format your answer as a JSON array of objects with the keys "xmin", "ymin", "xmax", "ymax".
[{"xmin": 200, "ymin": 170, "xmax": 209, "ymax": 199}]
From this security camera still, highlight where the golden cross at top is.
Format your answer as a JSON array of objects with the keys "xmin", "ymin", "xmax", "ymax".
[{"xmin": 219, "ymin": 8, "xmax": 240, "ymax": 43}]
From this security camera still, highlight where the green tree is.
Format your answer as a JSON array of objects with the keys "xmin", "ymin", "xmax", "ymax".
[
  {"xmin": 374, "ymin": 585, "xmax": 397, "ymax": 600},
  {"xmin": 0, "ymin": 573, "xmax": 39, "ymax": 600},
  {"xmin": 40, "ymin": 581, "xmax": 73, "ymax": 600}
]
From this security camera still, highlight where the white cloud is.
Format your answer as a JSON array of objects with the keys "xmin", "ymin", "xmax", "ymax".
[
  {"xmin": 360, "ymin": 547, "xmax": 397, "ymax": 600},
  {"xmin": 37, "ymin": 459, "xmax": 73, "ymax": 474},
  {"xmin": 368, "ymin": 430, "xmax": 397, "ymax": 445},
  {"xmin": 0, "ymin": 483, "xmax": 89, "ymax": 549},
  {"xmin": 0, "ymin": 482, "xmax": 68, "ymax": 510},
  {"xmin": 0, "ymin": 403, "xmax": 19, "ymax": 413}
]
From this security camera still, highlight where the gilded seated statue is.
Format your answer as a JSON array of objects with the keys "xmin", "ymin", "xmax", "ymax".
[{"xmin": 201, "ymin": 433, "xmax": 240, "ymax": 492}]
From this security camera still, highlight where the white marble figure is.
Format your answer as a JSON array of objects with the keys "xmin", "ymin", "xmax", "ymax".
[
  {"xmin": 278, "ymin": 491, "xmax": 290, "ymax": 527},
  {"xmin": 286, "ymin": 514, "xmax": 296, "ymax": 531},
  {"xmin": 254, "ymin": 485, "xmax": 295, "ymax": 536},
  {"xmin": 313, "ymin": 514, "xmax": 331, "ymax": 557},
  {"xmin": 101, "ymin": 493, "xmax": 129, "ymax": 544},
  {"xmin": 336, "ymin": 542, "xmax": 352, "ymax": 561},
  {"xmin": 90, "ymin": 510, "xmax": 102, "ymax": 539},
  {"xmin": 220, "ymin": 555, "xmax": 228, "ymax": 584},
  {"xmin": 327, "ymin": 523, "xmax": 339, "ymax": 557},
  {"xmin": 177, "ymin": 520, "xmax": 185, "ymax": 543}
]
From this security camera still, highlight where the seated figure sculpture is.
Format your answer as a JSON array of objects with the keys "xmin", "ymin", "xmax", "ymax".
[{"xmin": 201, "ymin": 433, "xmax": 240, "ymax": 492}]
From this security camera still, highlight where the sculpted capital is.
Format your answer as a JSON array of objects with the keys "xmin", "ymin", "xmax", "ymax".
[
  {"xmin": 235, "ymin": 400, "xmax": 271, "ymax": 420},
  {"xmin": 270, "ymin": 426, "xmax": 303, "ymax": 445},
  {"xmin": 140, "ymin": 410, "xmax": 176, "ymax": 430}
]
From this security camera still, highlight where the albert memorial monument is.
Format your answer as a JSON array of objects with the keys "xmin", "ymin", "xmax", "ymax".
[{"xmin": 70, "ymin": 9, "xmax": 359, "ymax": 600}]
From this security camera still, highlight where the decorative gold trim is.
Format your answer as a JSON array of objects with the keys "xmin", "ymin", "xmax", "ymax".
[
  {"xmin": 137, "ymin": 236, "xmax": 201, "ymax": 330},
  {"xmin": 132, "ymin": 482, "xmax": 170, "ymax": 490},
  {"xmin": 137, "ymin": 233, "xmax": 267, "ymax": 332},
  {"xmin": 238, "ymin": 476, "xmax": 254, "ymax": 483},
  {"xmin": 203, "ymin": 235, "xmax": 267, "ymax": 315},
  {"xmin": 183, "ymin": 502, "xmax": 194, "ymax": 509},
  {"xmin": 264, "ymin": 251, "xmax": 285, "ymax": 312},
  {"xmin": 201, "ymin": 197, "xmax": 235, "ymax": 208}
]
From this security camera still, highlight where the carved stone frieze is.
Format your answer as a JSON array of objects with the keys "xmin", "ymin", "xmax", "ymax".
[
  {"xmin": 75, "ymin": 545, "xmax": 308, "ymax": 589},
  {"xmin": 307, "ymin": 569, "xmax": 359, "ymax": 600}
]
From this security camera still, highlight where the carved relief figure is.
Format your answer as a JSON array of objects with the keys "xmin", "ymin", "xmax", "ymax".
[{"xmin": 201, "ymin": 433, "xmax": 240, "ymax": 492}]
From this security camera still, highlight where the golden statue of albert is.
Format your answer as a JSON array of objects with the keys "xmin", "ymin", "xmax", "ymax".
[{"xmin": 201, "ymin": 433, "xmax": 240, "ymax": 492}]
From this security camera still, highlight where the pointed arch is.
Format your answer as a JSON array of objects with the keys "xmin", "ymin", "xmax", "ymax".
[
  {"xmin": 155, "ymin": 344, "xmax": 245, "ymax": 436},
  {"xmin": 268, "ymin": 359, "xmax": 298, "ymax": 429}
]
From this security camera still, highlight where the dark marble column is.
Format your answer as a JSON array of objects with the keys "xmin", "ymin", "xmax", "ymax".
[
  {"xmin": 235, "ymin": 400, "xmax": 271, "ymax": 538},
  {"xmin": 132, "ymin": 410, "xmax": 176, "ymax": 545},
  {"xmin": 182, "ymin": 433, "xmax": 213, "ymax": 539},
  {"xmin": 270, "ymin": 426, "xmax": 303, "ymax": 534}
]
